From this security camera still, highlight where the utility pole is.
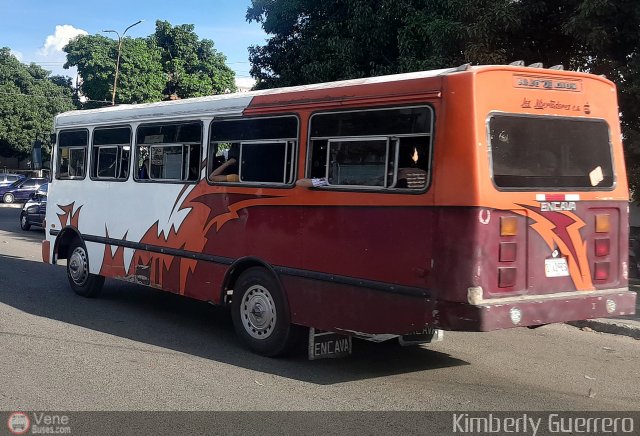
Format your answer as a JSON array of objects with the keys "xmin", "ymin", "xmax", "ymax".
[{"xmin": 103, "ymin": 20, "xmax": 143, "ymax": 105}]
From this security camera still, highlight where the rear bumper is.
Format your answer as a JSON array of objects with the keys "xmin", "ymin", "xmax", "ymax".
[{"xmin": 433, "ymin": 288, "xmax": 637, "ymax": 331}]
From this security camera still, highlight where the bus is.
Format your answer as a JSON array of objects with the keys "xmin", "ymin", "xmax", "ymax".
[{"xmin": 42, "ymin": 64, "xmax": 636, "ymax": 357}]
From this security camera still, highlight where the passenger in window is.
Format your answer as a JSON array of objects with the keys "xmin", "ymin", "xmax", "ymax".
[
  {"xmin": 139, "ymin": 158, "xmax": 150, "ymax": 179},
  {"xmin": 210, "ymin": 144, "xmax": 239, "ymax": 182}
]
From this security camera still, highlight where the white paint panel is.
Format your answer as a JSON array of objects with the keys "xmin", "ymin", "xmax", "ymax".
[{"xmin": 45, "ymin": 177, "xmax": 197, "ymax": 275}]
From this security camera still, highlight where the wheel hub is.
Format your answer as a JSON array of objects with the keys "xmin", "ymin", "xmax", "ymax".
[
  {"xmin": 69, "ymin": 247, "xmax": 88, "ymax": 285},
  {"xmin": 242, "ymin": 285, "xmax": 276, "ymax": 339}
]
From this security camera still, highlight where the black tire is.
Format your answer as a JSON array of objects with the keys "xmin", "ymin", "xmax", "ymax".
[
  {"xmin": 231, "ymin": 267, "xmax": 303, "ymax": 357},
  {"xmin": 3, "ymin": 193, "xmax": 14, "ymax": 204},
  {"xmin": 66, "ymin": 240, "xmax": 104, "ymax": 298},
  {"xmin": 19, "ymin": 212, "xmax": 31, "ymax": 231}
]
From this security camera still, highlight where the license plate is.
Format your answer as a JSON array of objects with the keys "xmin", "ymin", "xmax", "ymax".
[
  {"xmin": 545, "ymin": 257, "xmax": 569, "ymax": 277},
  {"xmin": 308, "ymin": 328, "xmax": 352, "ymax": 360}
]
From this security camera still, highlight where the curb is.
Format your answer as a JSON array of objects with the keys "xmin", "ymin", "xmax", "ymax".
[
  {"xmin": 0, "ymin": 203, "xmax": 23, "ymax": 209},
  {"xmin": 568, "ymin": 320, "xmax": 640, "ymax": 339}
]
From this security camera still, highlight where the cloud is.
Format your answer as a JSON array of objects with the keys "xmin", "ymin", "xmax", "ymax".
[
  {"xmin": 235, "ymin": 77, "xmax": 255, "ymax": 90},
  {"xmin": 39, "ymin": 24, "xmax": 88, "ymax": 55},
  {"xmin": 10, "ymin": 50, "xmax": 23, "ymax": 61}
]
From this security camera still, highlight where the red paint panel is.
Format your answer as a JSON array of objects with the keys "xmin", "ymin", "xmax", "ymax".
[{"xmin": 283, "ymin": 276, "xmax": 432, "ymax": 335}]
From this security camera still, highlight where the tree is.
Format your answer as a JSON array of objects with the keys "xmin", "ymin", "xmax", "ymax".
[
  {"xmin": 152, "ymin": 21, "xmax": 237, "ymax": 97},
  {"xmin": 64, "ymin": 20, "xmax": 236, "ymax": 105},
  {"xmin": 0, "ymin": 48, "xmax": 75, "ymax": 159},
  {"xmin": 65, "ymin": 35, "xmax": 165, "ymax": 106},
  {"xmin": 247, "ymin": 0, "xmax": 640, "ymax": 195}
]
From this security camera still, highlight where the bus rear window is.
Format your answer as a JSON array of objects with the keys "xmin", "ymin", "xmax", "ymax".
[{"xmin": 489, "ymin": 115, "xmax": 614, "ymax": 189}]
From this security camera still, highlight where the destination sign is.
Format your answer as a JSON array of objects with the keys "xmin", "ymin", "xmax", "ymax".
[{"xmin": 513, "ymin": 75, "xmax": 582, "ymax": 92}]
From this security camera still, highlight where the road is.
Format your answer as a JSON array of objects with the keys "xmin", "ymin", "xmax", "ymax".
[{"xmin": 0, "ymin": 206, "xmax": 638, "ymax": 412}]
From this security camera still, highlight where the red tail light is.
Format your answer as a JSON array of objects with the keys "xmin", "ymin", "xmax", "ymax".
[
  {"xmin": 498, "ymin": 267, "xmax": 517, "ymax": 288},
  {"xmin": 594, "ymin": 239, "xmax": 610, "ymax": 257},
  {"xmin": 594, "ymin": 262, "xmax": 610, "ymax": 281},
  {"xmin": 499, "ymin": 242, "xmax": 517, "ymax": 262}
]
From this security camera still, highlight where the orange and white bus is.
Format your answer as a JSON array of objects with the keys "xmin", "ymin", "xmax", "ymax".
[{"xmin": 42, "ymin": 64, "xmax": 636, "ymax": 356}]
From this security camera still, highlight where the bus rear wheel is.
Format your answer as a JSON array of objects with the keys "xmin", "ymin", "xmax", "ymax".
[
  {"xmin": 67, "ymin": 241, "xmax": 104, "ymax": 298},
  {"xmin": 231, "ymin": 267, "xmax": 302, "ymax": 357}
]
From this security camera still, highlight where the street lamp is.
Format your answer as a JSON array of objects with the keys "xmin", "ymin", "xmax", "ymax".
[{"xmin": 103, "ymin": 20, "xmax": 143, "ymax": 105}]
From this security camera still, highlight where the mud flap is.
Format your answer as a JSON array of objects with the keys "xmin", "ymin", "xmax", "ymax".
[
  {"xmin": 398, "ymin": 327, "xmax": 443, "ymax": 346},
  {"xmin": 308, "ymin": 328, "xmax": 352, "ymax": 360}
]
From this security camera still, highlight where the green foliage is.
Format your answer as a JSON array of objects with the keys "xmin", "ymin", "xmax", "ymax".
[
  {"xmin": 0, "ymin": 48, "xmax": 74, "ymax": 159},
  {"xmin": 64, "ymin": 20, "xmax": 236, "ymax": 105},
  {"xmin": 153, "ymin": 21, "xmax": 236, "ymax": 97},
  {"xmin": 247, "ymin": 0, "xmax": 640, "ymax": 196},
  {"xmin": 65, "ymin": 35, "xmax": 165, "ymax": 105}
]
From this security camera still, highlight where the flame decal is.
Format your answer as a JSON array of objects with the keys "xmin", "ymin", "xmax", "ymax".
[
  {"xmin": 57, "ymin": 202, "xmax": 83, "ymax": 228},
  {"xmin": 516, "ymin": 203, "xmax": 593, "ymax": 291},
  {"xmin": 100, "ymin": 227, "xmax": 128, "ymax": 278}
]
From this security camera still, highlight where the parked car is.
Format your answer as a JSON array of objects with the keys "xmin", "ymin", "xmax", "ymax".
[
  {"xmin": 0, "ymin": 173, "xmax": 25, "ymax": 187},
  {"xmin": 20, "ymin": 184, "xmax": 47, "ymax": 231},
  {"xmin": 0, "ymin": 177, "xmax": 46, "ymax": 203}
]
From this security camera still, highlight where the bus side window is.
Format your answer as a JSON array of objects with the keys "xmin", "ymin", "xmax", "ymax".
[
  {"xmin": 57, "ymin": 129, "xmax": 88, "ymax": 180},
  {"xmin": 91, "ymin": 126, "xmax": 132, "ymax": 181},
  {"xmin": 135, "ymin": 122, "xmax": 202, "ymax": 183},
  {"xmin": 208, "ymin": 116, "xmax": 298, "ymax": 185},
  {"xmin": 307, "ymin": 106, "xmax": 433, "ymax": 190}
]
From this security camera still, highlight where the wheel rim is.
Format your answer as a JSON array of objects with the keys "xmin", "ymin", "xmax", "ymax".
[
  {"xmin": 4, "ymin": 194, "xmax": 13, "ymax": 203},
  {"xmin": 241, "ymin": 285, "xmax": 277, "ymax": 339},
  {"xmin": 20, "ymin": 214, "xmax": 27, "ymax": 227},
  {"xmin": 68, "ymin": 246, "xmax": 89, "ymax": 286}
]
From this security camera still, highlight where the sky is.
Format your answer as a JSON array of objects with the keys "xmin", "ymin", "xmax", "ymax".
[{"xmin": 0, "ymin": 0, "xmax": 268, "ymax": 89}]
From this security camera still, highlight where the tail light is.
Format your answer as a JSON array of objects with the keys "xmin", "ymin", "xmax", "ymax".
[
  {"xmin": 499, "ymin": 242, "xmax": 517, "ymax": 262},
  {"xmin": 594, "ymin": 262, "xmax": 610, "ymax": 281},
  {"xmin": 500, "ymin": 216, "xmax": 518, "ymax": 236},
  {"xmin": 498, "ymin": 267, "xmax": 517, "ymax": 288},
  {"xmin": 497, "ymin": 215, "xmax": 521, "ymax": 291},
  {"xmin": 594, "ymin": 239, "xmax": 610, "ymax": 257},
  {"xmin": 595, "ymin": 214, "xmax": 610, "ymax": 233}
]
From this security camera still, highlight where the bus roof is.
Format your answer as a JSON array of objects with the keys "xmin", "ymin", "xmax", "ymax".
[
  {"xmin": 54, "ymin": 67, "xmax": 459, "ymax": 128},
  {"xmin": 54, "ymin": 64, "xmax": 612, "ymax": 128}
]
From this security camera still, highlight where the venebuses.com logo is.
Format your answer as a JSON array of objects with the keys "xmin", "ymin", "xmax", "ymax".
[
  {"xmin": 7, "ymin": 412, "xmax": 30, "ymax": 435},
  {"xmin": 6, "ymin": 412, "xmax": 71, "ymax": 435}
]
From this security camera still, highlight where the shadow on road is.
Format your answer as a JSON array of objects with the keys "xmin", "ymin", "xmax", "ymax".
[{"xmin": 0, "ymin": 254, "xmax": 468, "ymax": 385}]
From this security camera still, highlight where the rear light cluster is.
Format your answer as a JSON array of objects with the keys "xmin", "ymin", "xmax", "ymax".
[
  {"xmin": 498, "ymin": 216, "xmax": 519, "ymax": 288},
  {"xmin": 594, "ymin": 213, "xmax": 610, "ymax": 281}
]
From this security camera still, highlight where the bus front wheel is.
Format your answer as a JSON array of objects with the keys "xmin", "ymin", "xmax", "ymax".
[
  {"xmin": 67, "ymin": 241, "xmax": 104, "ymax": 298},
  {"xmin": 231, "ymin": 267, "xmax": 302, "ymax": 357}
]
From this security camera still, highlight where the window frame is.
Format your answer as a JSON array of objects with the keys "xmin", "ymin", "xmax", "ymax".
[
  {"xmin": 307, "ymin": 104, "xmax": 434, "ymax": 193},
  {"xmin": 486, "ymin": 112, "xmax": 616, "ymax": 192},
  {"xmin": 56, "ymin": 129, "xmax": 89, "ymax": 181},
  {"xmin": 324, "ymin": 136, "xmax": 392, "ymax": 189},
  {"xmin": 207, "ymin": 114, "xmax": 299, "ymax": 188},
  {"xmin": 134, "ymin": 121, "xmax": 203, "ymax": 184},
  {"xmin": 90, "ymin": 125, "xmax": 132, "ymax": 182}
]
